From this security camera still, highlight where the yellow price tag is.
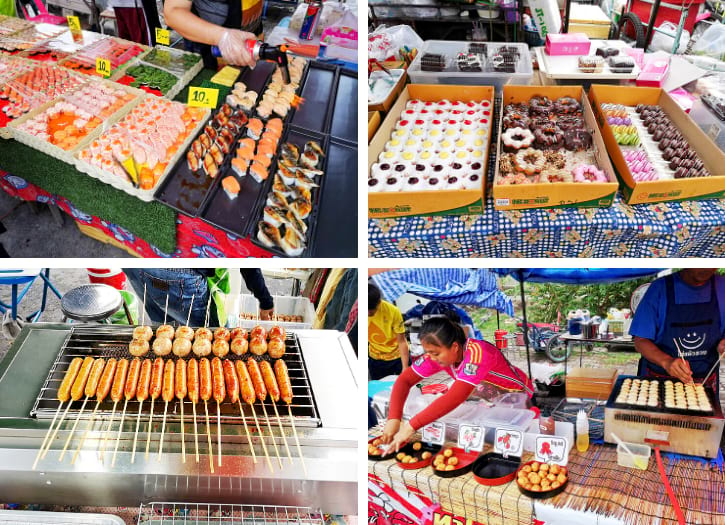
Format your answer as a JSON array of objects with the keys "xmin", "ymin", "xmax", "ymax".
[
  {"xmin": 66, "ymin": 15, "xmax": 81, "ymax": 32},
  {"xmin": 155, "ymin": 28, "xmax": 170, "ymax": 46},
  {"xmin": 96, "ymin": 57, "xmax": 111, "ymax": 77},
  {"xmin": 188, "ymin": 86, "xmax": 219, "ymax": 108}
]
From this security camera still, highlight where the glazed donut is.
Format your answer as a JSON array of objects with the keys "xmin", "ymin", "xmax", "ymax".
[
  {"xmin": 503, "ymin": 112, "xmax": 530, "ymax": 130},
  {"xmin": 533, "ymin": 123, "xmax": 564, "ymax": 149},
  {"xmin": 529, "ymin": 96, "xmax": 553, "ymax": 116},
  {"xmin": 573, "ymin": 164, "xmax": 607, "ymax": 183},
  {"xmin": 543, "ymin": 169, "xmax": 573, "ymax": 183},
  {"xmin": 563, "ymin": 129, "xmax": 592, "ymax": 151},
  {"xmin": 514, "ymin": 148, "xmax": 545, "ymax": 175},
  {"xmin": 554, "ymin": 96, "xmax": 581, "ymax": 114},
  {"xmin": 502, "ymin": 127, "xmax": 535, "ymax": 151}
]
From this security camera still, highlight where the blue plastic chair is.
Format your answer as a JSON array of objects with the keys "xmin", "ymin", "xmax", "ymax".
[{"xmin": 0, "ymin": 269, "xmax": 62, "ymax": 322}]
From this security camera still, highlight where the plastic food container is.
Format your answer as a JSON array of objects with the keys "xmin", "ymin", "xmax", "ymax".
[
  {"xmin": 395, "ymin": 441, "xmax": 442, "ymax": 469},
  {"xmin": 432, "ymin": 447, "xmax": 479, "ymax": 477},
  {"xmin": 616, "ymin": 441, "xmax": 651, "ymax": 470},
  {"xmin": 407, "ymin": 41, "xmax": 532, "ymax": 89},
  {"xmin": 472, "ymin": 452, "xmax": 521, "ymax": 486}
]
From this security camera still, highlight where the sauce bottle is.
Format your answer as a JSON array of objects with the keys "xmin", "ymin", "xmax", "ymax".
[{"xmin": 576, "ymin": 408, "xmax": 589, "ymax": 453}]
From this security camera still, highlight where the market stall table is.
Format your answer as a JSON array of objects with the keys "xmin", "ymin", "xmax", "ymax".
[
  {"xmin": 368, "ymin": 191, "xmax": 725, "ymax": 257},
  {"xmin": 368, "ymin": 433, "xmax": 725, "ymax": 525},
  {"xmin": 556, "ymin": 331, "xmax": 635, "ymax": 369}
]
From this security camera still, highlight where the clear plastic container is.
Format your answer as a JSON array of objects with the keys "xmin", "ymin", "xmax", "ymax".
[
  {"xmin": 616, "ymin": 441, "xmax": 651, "ymax": 470},
  {"xmin": 407, "ymin": 40, "xmax": 533, "ymax": 89},
  {"xmin": 229, "ymin": 293, "xmax": 315, "ymax": 329}
]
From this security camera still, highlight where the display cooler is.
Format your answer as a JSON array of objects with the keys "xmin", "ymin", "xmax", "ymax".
[{"xmin": 0, "ymin": 323, "xmax": 357, "ymax": 514}]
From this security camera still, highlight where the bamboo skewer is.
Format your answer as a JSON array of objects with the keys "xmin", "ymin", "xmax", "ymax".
[
  {"xmin": 72, "ymin": 358, "xmax": 116, "ymax": 465},
  {"xmin": 144, "ymin": 398, "xmax": 155, "ymax": 461},
  {"xmin": 272, "ymin": 401, "xmax": 293, "ymax": 465},
  {"xmin": 251, "ymin": 403, "xmax": 273, "ymax": 473},
  {"xmin": 131, "ymin": 401, "xmax": 143, "ymax": 464},
  {"xmin": 260, "ymin": 402, "xmax": 283, "ymax": 469},
  {"xmin": 59, "ymin": 396, "xmax": 88, "ymax": 461},
  {"xmin": 217, "ymin": 401, "xmax": 222, "ymax": 467},
  {"xmin": 237, "ymin": 401, "xmax": 256, "ymax": 464},
  {"xmin": 192, "ymin": 402, "xmax": 200, "ymax": 463},
  {"xmin": 158, "ymin": 359, "xmax": 174, "ymax": 462},
  {"xmin": 111, "ymin": 399, "xmax": 128, "ymax": 467},
  {"xmin": 288, "ymin": 404, "xmax": 306, "ymax": 476},
  {"xmin": 157, "ymin": 401, "xmax": 168, "ymax": 462},
  {"xmin": 146, "ymin": 357, "xmax": 164, "ymax": 461},
  {"xmin": 40, "ymin": 402, "xmax": 72, "ymax": 460},
  {"xmin": 71, "ymin": 401, "xmax": 99, "ymax": 465},
  {"xmin": 99, "ymin": 401, "xmax": 117, "ymax": 460},
  {"xmin": 131, "ymin": 358, "xmax": 151, "ymax": 464},
  {"xmin": 176, "ymin": 359, "xmax": 187, "ymax": 464},
  {"xmin": 203, "ymin": 400, "xmax": 214, "ymax": 473},
  {"xmin": 33, "ymin": 402, "xmax": 64, "ymax": 469}
]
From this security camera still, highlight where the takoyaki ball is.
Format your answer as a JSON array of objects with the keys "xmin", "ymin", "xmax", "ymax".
[
  {"xmin": 175, "ymin": 325, "xmax": 195, "ymax": 341},
  {"xmin": 268, "ymin": 325, "xmax": 286, "ymax": 340},
  {"xmin": 156, "ymin": 324, "xmax": 175, "ymax": 339},
  {"xmin": 230, "ymin": 337, "xmax": 249, "ymax": 356},
  {"xmin": 153, "ymin": 336, "xmax": 173, "ymax": 356},
  {"xmin": 129, "ymin": 338, "xmax": 150, "ymax": 357},
  {"xmin": 192, "ymin": 337, "xmax": 212, "ymax": 357},
  {"xmin": 230, "ymin": 327, "xmax": 248, "ymax": 341},
  {"xmin": 251, "ymin": 325, "xmax": 267, "ymax": 341},
  {"xmin": 133, "ymin": 325, "xmax": 153, "ymax": 342},
  {"xmin": 267, "ymin": 337, "xmax": 286, "ymax": 359},
  {"xmin": 172, "ymin": 337, "xmax": 192, "ymax": 357},
  {"xmin": 195, "ymin": 327, "xmax": 213, "ymax": 341},
  {"xmin": 214, "ymin": 327, "xmax": 231, "ymax": 342},
  {"xmin": 212, "ymin": 338, "xmax": 229, "ymax": 358},
  {"xmin": 249, "ymin": 336, "xmax": 267, "ymax": 356}
]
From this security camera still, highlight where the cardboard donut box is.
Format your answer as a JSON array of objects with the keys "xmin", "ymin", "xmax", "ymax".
[
  {"xmin": 368, "ymin": 84, "xmax": 494, "ymax": 218},
  {"xmin": 589, "ymin": 84, "xmax": 725, "ymax": 204},
  {"xmin": 493, "ymin": 85, "xmax": 619, "ymax": 210}
]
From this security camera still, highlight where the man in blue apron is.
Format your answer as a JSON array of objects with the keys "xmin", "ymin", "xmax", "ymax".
[{"xmin": 631, "ymin": 269, "xmax": 725, "ymax": 388}]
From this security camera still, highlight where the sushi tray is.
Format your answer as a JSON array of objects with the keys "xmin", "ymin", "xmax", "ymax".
[
  {"xmin": 0, "ymin": 63, "xmax": 87, "ymax": 139},
  {"xmin": 250, "ymin": 62, "xmax": 359, "ymax": 257},
  {"xmin": 8, "ymin": 80, "xmax": 141, "ymax": 164},
  {"xmin": 60, "ymin": 36, "xmax": 148, "ymax": 78},
  {"xmin": 0, "ymin": 23, "xmax": 66, "ymax": 55},
  {"xmin": 72, "ymin": 95, "xmax": 209, "ymax": 201},
  {"xmin": 0, "ymin": 17, "xmax": 33, "ymax": 38},
  {"xmin": 112, "ymin": 46, "xmax": 202, "ymax": 100},
  {"xmin": 153, "ymin": 61, "xmax": 278, "ymax": 217}
]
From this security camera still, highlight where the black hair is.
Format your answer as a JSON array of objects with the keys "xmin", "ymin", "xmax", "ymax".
[
  {"xmin": 369, "ymin": 283, "xmax": 382, "ymax": 311},
  {"xmin": 420, "ymin": 311, "xmax": 467, "ymax": 348}
]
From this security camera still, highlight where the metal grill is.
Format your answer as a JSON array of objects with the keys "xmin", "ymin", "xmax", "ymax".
[
  {"xmin": 137, "ymin": 503, "xmax": 322, "ymax": 525},
  {"xmin": 606, "ymin": 376, "xmax": 720, "ymax": 418},
  {"xmin": 31, "ymin": 325, "xmax": 321, "ymax": 428},
  {"xmin": 613, "ymin": 412, "xmax": 712, "ymax": 431}
]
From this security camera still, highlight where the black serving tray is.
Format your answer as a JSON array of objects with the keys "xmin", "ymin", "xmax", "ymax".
[
  {"xmin": 329, "ymin": 68, "xmax": 357, "ymax": 145},
  {"xmin": 606, "ymin": 375, "xmax": 718, "ymax": 417},
  {"xmin": 288, "ymin": 61, "xmax": 337, "ymax": 135}
]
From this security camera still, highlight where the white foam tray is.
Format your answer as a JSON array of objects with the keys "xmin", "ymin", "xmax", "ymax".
[{"xmin": 536, "ymin": 40, "xmax": 641, "ymax": 80}]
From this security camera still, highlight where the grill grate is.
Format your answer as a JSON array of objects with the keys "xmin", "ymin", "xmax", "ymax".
[
  {"xmin": 31, "ymin": 325, "xmax": 321, "ymax": 428},
  {"xmin": 613, "ymin": 412, "xmax": 712, "ymax": 431},
  {"xmin": 137, "ymin": 503, "xmax": 323, "ymax": 525},
  {"xmin": 607, "ymin": 376, "xmax": 719, "ymax": 418}
]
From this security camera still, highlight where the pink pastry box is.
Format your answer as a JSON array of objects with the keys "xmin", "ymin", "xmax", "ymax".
[
  {"xmin": 493, "ymin": 85, "xmax": 618, "ymax": 210},
  {"xmin": 545, "ymin": 33, "xmax": 591, "ymax": 56}
]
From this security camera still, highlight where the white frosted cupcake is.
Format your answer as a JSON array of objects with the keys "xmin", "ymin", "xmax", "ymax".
[
  {"xmin": 429, "ymin": 119, "xmax": 445, "ymax": 132},
  {"xmin": 444, "ymin": 128, "xmax": 460, "ymax": 142},
  {"xmin": 390, "ymin": 128, "xmax": 409, "ymax": 141},
  {"xmin": 382, "ymin": 174, "xmax": 403, "ymax": 192},
  {"xmin": 454, "ymin": 139, "xmax": 469, "ymax": 151},
  {"xmin": 406, "ymin": 99, "xmax": 424, "ymax": 111},
  {"xmin": 371, "ymin": 162, "xmax": 393, "ymax": 178},
  {"xmin": 449, "ymin": 100, "xmax": 465, "ymax": 112},
  {"xmin": 403, "ymin": 174, "xmax": 426, "ymax": 192},
  {"xmin": 475, "ymin": 128, "xmax": 488, "ymax": 140},
  {"xmin": 395, "ymin": 119, "xmax": 413, "ymax": 132},
  {"xmin": 464, "ymin": 110, "xmax": 480, "ymax": 120},
  {"xmin": 368, "ymin": 176, "xmax": 384, "ymax": 192},
  {"xmin": 413, "ymin": 163, "xmax": 432, "ymax": 178},
  {"xmin": 391, "ymin": 162, "xmax": 412, "ymax": 178},
  {"xmin": 412, "ymin": 119, "xmax": 428, "ymax": 131},
  {"xmin": 385, "ymin": 139, "xmax": 404, "ymax": 152},
  {"xmin": 448, "ymin": 111, "xmax": 465, "ymax": 122},
  {"xmin": 469, "ymin": 149, "xmax": 485, "ymax": 163},
  {"xmin": 430, "ymin": 164, "xmax": 450, "ymax": 180},
  {"xmin": 417, "ymin": 109, "xmax": 434, "ymax": 122},
  {"xmin": 417, "ymin": 150, "xmax": 435, "ymax": 164},
  {"xmin": 400, "ymin": 109, "xmax": 417, "ymax": 121},
  {"xmin": 436, "ymin": 99, "xmax": 452, "ymax": 111},
  {"xmin": 438, "ymin": 140, "xmax": 455, "ymax": 154},
  {"xmin": 477, "ymin": 117, "xmax": 491, "ymax": 129},
  {"xmin": 428, "ymin": 129, "xmax": 443, "ymax": 142},
  {"xmin": 465, "ymin": 101, "xmax": 480, "ymax": 110},
  {"xmin": 423, "ymin": 174, "xmax": 444, "ymax": 191},
  {"xmin": 399, "ymin": 150, "xmax": 417, "ymax": 164},
  {"xmin": 461, "ymin": 119, "xmax": 476, "ymax": 130},
  {"xmin": 378, "ymin": 150, "xmax": 398, "ymax": 164},
  {"xmin": 480, "ymin": 100, "xmax": 491, "ymax": 110},
  {"xmin": 454, "ymin": 150, "xmax": 471, "ymax": 164},
  {"xmin": 403, "ymin": 138, "xmax": 420, "ymax": 152},
  {"xmin": 437, "ymin": 150, "xmax": 453, "ymax": 164},
  {"xmin": 445, "ymin": 174, "xmax": 465, "ymax": 190},
  {"xmin": 421, "ymin": 139, "xmax": 436, "ymax": 151}
]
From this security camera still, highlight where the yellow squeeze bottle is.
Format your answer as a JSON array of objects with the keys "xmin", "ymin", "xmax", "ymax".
[{"xmin": 576, "ymin": 409, "xmax": 590, "ymax": 453}]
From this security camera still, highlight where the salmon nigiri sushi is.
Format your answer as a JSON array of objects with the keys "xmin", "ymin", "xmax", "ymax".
[
  {"xmin": 249, "ymin": 161, "xmax": 268, "ymax": 183},
  {"xmin": 231, "ymin": 157, "xmax": 248, "ymax": 177},
  {"xmin": 222, "ymin": 176, "xmax": 240, "ymax": 199}
]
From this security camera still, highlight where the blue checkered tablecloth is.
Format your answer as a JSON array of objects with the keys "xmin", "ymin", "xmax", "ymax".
[{"xmin": 368, "ymin": 195, "xmax": 725, "ymax": 257}]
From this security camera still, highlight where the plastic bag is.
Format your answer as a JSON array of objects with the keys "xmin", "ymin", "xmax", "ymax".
[
  {"xmin": 692, "ymin": 23, "xmax": 725, "ymax": 61},
  {"xmin": 368, "ymin": 24, "xmax": 423, "ymax": 62},
  {"xmin": 321, "ymin": 9, "xmax": 358, "ymax": 49},
  {"xmin": 649, "ymin": 22, "xmax": 690, "ymax": 54},
  {"xmin": 528, "ymin": 0, "xmax": 562, "ymax": 38}
]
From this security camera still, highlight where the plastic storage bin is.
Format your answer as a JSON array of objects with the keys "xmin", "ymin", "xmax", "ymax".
[
  {"xmin": 616, "ymin": 441, "xmax": 651, "ymax": 470},
  {"xmin": 229, "ymin": 293, "xmax": 315, "ymax": 330},
  {"xmin": 407, "ymin": 41, "xmax": 533, "ymax": 90}
]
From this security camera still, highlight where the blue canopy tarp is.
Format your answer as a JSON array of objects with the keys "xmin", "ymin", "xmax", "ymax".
[
  {"xmin": 493, "ymin": 268, "xmax": 663, "ymax": 285},
  {"xmin": 371, "ymin": 268, "xmax": 513, "ymax": 316}
]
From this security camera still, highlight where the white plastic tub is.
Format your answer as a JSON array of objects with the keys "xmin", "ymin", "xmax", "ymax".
[
  {"xmin": 617, "ymin": 441, "xmax": 651, "ymax": 470},
  {"xmin": 229, "ymin": 294, "xmax": 316, "ymax": 330},
  {"xmin": 407, "ymin": 40, "xmax": 533, "ymax": 89}
]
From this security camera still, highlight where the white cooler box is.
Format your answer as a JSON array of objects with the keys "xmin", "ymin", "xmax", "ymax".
[{"xmin": 228, "ymin": 294, "xmax": 316, "ymax": 330}]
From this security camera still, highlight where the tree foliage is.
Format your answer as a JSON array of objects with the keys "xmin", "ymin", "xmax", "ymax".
[{"xmin": 525, "ymin": 278, "xmax": 653, "ymax": 323}]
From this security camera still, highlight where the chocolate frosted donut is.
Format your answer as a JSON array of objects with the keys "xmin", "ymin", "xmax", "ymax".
[
  {"xmin": 533, "ymin": 123, "xmax": 564, "ymax": 149},
  {"xmin": 503, "ymin": 111, "xmax": 530, "ymax": 130},
  {"xmin": 529, "ymin": 96, "xmax": 553, "ymax": 116},
  {"xmin": 554, "ymin": 96, "xmax": 580, "ymax": 114}
]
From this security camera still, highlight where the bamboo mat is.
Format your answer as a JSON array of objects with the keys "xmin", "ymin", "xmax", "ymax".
[
  {"xmin": 549, "ymin": 445, "xmax": 725, "ymax": 525},
  {"xmin": 368, "ymin": 427, "xmax": 534, "ymax": 525},
  {"xmin": 369, "ymin": 427, "xmax": 725, "ymax": 524}
]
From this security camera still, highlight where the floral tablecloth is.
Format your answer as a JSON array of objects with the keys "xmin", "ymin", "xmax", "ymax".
[
  {"xmin": 0, "ymin": 172, "xmax": 274, "ymax": 258},
  {"xmin": 368, "ymin": 192, "xmax": 725, "ymax": 258}
]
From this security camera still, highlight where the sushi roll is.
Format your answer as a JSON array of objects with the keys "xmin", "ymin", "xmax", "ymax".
[
  {"xmin": 382, "ymin": 174, "xmax": 403, "ymax": 192},
  {"xmin": 246, "ymin": 118, "xmax": 264, "ymax": 140},
  {"xmin": 403, "ymin": 175, "xmax": 425, "ymax": 192},
  {"xmin": 187, "ymin": 151, "xmax": 200, "ymax": 171},
  {"xmin": 222, "ymin": 176, "xmax": 240, "ymax": 199}
]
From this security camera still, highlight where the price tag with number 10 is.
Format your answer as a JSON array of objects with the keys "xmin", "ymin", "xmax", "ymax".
[
  {"xmin": 96, "ymin": 57, "xmax": 111, "ymax": 77},
  {"xmin": 188, "ymin": 86, "xmax": 219, "ymax": 109}
]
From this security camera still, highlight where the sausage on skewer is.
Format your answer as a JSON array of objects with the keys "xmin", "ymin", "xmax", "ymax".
[
  {"xmin": 236, "ymin": 360, "xmax": 272, "ymax": 470},
  {"xmin": 58, "ymin": 357, "xmax": 97, "ymax": 461},
  {"xmin": 247, "ymin": 358, "xmax": 282, "ymax": 468},
  {"xmin": 99, "ymin": 358, "xmax": 128, "ymax": 460},
  {"xmin": 111, "ymin": 357, "xmax": 140, "ymax": 466},
  {"xmin": 157, "ymin": 359, "xmax": 175, "ymax": 460},
  {"xmin": 212, "ymin": 357, "xmax": 225, "ymax": 466},
  {"xmin": 63, "ymin": 357, "xmax": 105, "ymax": 463},
  {"xmin": 131, "ymin": 358, "xmax": 152, "ymax": 463},
  {"xmin": 187, "ymin": 358, "xmax": 200, "ymax": 462},
  {"xmin": 223, "ymin": 359, "xmax": 256, "ymax": 463},
  {"xmin": 274, "ymin": 359, "xmax": 305, "ymax": 473},
  {"xmin": 176, "ymin": 359, "xmax": 187, "ymax": 462},
  {"xmin": 145, "ymin": 357, "xmax": 164, "ymax": 460},
  {"xmin": 261, "ymin": 360, "xmax": 293, "ymax": 464},
  {"xmin": 199, "ymin": 357, "xmax": 215, "ymax": 473}
]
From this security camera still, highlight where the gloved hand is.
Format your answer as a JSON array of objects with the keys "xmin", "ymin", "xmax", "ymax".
[{"xmin": 217, "ymin": 29, "xmax": 257, "ymax": 67}]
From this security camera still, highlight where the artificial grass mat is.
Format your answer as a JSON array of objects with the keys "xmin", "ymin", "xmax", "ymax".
[{"xmin": 0, "ymin": 139, "xmax": 177, "ymax": 253}]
